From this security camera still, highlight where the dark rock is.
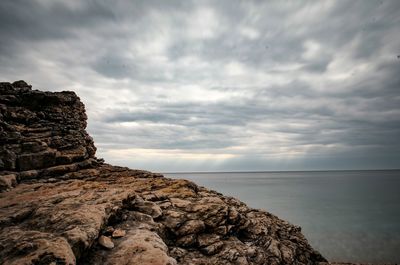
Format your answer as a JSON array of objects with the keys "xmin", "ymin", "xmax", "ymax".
[
  {"xmin": 176, "ymin": 234, "xmax": 197, "ymax": 247},
  {"xmin": 0, "ymin": 174, "xmax": 17, "ymax": 191},
  {"xmin": 12, "ymin": 80, "xmax": 31, "ymax": 89},
  {"xmin": 0, "ymin": 149, "xmax": 17, "ymax": 170},
  {"xmin": 17, "ymin": 150, "xmax": 57, "ymax": 170},
  {"xmin": 201, "ymin": 241, "xmax": 224, "ymax": 256},
  {"xmin": 104, "ymin": 226, "xmax": 115, "ymax": 235},
  {"xmin": 0, "ymin": 81, "xmax": 96, "ymax": 178}
]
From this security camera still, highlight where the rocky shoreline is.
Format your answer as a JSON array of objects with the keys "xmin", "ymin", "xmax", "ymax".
[{"xmin": 0, "ymin": 81, "xmax": 382, "ymax": 264}]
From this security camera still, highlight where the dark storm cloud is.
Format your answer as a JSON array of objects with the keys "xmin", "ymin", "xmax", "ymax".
[
  {"xmin": 1, "ymin": 0, "xmax": 399, "ymax": 171},
  {"xmin": 102, "ymin": 98, "xmax": 339, "ymax": 128},
  {"xmin": 0, "ymin": 1, "xmax": 114, "ymax": 52}
]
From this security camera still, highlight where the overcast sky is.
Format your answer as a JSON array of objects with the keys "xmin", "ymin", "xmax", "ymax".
[{"xmin": 1, "ymin": 0, "xmax": 399, "ymax": 172}]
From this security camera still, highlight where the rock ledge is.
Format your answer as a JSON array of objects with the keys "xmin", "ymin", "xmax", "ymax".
[{"xmin": 1, "ymin": 81, "xmax": 328, "ymax": 265}]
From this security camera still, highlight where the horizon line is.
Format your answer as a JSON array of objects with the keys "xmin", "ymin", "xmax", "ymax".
[{"xmin": 161, "ymin": 168, "xmax": 400, "ymax": 174}]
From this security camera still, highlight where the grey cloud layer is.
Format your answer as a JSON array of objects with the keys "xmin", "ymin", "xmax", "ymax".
[{"xmin": 1, "ymin": 0, "xmax": 399, "ymax": 171}]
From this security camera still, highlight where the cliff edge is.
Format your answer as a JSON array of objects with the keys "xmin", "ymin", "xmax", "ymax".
[{"xmin": 0, "ymin": 81, "xmax": 327, "ymax": 265}]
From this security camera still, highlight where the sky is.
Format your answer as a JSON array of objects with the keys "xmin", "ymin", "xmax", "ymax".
[{"xmin": 1, "ymin": 0, "xmax": 399, "ymax": 172}]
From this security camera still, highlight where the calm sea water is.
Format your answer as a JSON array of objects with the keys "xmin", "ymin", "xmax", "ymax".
[{"xmin": 164, "ymin": 170, "xmax": 400, "ymax": 264}]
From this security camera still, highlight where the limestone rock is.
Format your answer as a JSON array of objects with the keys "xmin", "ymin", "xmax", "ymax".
[
  {"xmin": 198, "ymin": 234, "xmax": 221, "ymax": 247},
  {"xmin": 0, "ymin": 80, "xmax": 96, "ymax": 183},
  {"xmin": 0, "ymin": 174, "xmax": 17, "ymax": 191},
  {"xmin": 112, "ymin": 229, "xmax": 126, "ymax": 238},
  {"xmin": 98, "ymin": 236, "xmax": 114, "ymax": 249},
  {"xmin": 175, "ymin": 219, "xmax": 205, "ymax": 236},
  {"xmin": 0, "ymin": 227, "xmax": 76, "ymax": 265},
  {"xmin": 0, "ymin": 81, "xmax": 329, "ymax": 265},
  {"xmin": 134, "ymin": 200, "xmax": 163, "ymax": 219},
  {"xmin": 103, "ymin": 229, "xmax": 177, "ymax": 265}
]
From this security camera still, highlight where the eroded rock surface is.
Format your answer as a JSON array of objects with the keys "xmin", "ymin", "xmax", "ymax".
[
  {"xmin": 1, "ymin": 81, "xmax": 328, "ymax": 265},
  {"xmin": 0, "ymin": 80, "xmax": 97, "ymax": 189}
]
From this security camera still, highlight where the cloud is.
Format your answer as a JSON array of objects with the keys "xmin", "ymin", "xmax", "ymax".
[{"xmin": 1, "ymin": 0, "xmax": 399, "ymax": 171}]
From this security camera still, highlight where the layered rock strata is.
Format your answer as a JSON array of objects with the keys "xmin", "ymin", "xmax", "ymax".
[
  {"xmin": 0, "ymin": 80, "xmax": 97, "ymax": 191},
  {"xmin": 1, "ymin": 81, "xmax": 328, "ymax": 265}
]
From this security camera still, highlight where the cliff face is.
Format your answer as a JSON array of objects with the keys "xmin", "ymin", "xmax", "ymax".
[
  {"xmin": 0, "ymin": 81, "xmax": 327, "ymax": 265},
  {"xmin": 0, "ymin": 80, "xmax": 97, "ymax": 187}
]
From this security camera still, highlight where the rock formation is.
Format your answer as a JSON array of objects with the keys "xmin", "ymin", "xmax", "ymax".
[{"xmin": 0, "ymin": 81, "xmax": 329, "ymax": 265}]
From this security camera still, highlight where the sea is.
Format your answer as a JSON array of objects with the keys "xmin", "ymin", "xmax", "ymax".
[{"xmin": 164, "ymin": 170, "xmax": 400, "ymax": 264}]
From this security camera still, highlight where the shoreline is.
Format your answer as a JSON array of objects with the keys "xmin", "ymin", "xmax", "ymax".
[{"xmin": 162, "ymin": 168, "xmax": 400, "ymax": 174}]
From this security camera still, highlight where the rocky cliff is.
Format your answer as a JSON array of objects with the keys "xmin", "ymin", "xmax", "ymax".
[
  {"xmin": 0, "ymin": 81, "xmax": 328, "ymax": 265},
  {"xmin": 0, "ymin": 80, "xmax": 97, "ymax": 184}
]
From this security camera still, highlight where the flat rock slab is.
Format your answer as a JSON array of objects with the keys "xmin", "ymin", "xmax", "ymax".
[{"xmin": 0, "ymin": 164, "xmax": 327, "ymax": 265}]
